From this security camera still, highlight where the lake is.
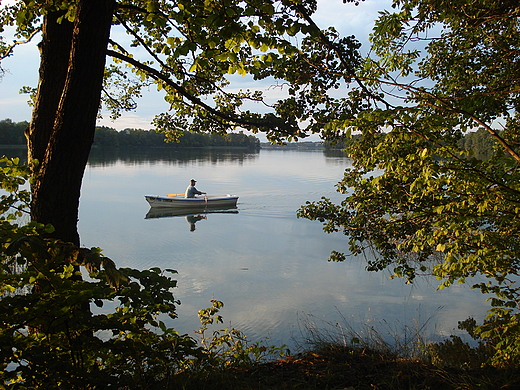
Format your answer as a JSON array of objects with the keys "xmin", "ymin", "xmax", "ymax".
[{"xmin": 4, "ymin": 146, "xmax": 491, "ymax": 351}]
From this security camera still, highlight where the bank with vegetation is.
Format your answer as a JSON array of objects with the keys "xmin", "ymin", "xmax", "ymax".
[
  {"xmin": 0, "ymin": 119, "xmax": 260, "ymax": 150},
  {"xmin": 0, "ymin": 119, "xmax": 497, "ymax": 159}
]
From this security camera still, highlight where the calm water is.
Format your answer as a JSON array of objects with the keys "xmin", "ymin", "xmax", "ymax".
[{"xmin": 3, "ymin": 146, "xmax": 491, "ymax": 350}]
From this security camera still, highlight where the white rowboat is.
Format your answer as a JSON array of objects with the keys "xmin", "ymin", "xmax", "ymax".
[{"xmin": 145, "ymin": 194, "xmax": 239, "ymax": 208}]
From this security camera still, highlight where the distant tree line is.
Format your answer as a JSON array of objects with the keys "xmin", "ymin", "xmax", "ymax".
[
  {"xmin": 0, "ymin": 119, "xmax": 260, "ymax": 149},
  {"xmin": 324, "ymin": 128, "xmax": 497, "ymax": 160},
  {"xmin": 0, "ymin": 119, "xmax": 28, "ymax": 145},
  {"xmin": 0, "ymin": 119, "xmax": 495, "ymax": 157},
  {"xmin": 456, "ymin": 128, "xmax": 496, "ymax": 160}
]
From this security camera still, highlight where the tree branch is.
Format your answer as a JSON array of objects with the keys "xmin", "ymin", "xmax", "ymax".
[
  {"xmin": 106, "ymin": 49, "xmax": 295, "ymax": 135},
  {"xmin": 0, "ymin": 27, "xmax": 41, "ymax": 61}
]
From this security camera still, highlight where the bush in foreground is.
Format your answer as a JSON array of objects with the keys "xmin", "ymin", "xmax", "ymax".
[{"xmin": 0, "ymin": 157, "xmax": 285, "ymax": 389}]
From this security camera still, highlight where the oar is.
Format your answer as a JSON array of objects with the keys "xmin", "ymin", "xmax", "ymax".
[{"xmin": 167, "ymin": 193, "xmax": 184, "ymax": 197}]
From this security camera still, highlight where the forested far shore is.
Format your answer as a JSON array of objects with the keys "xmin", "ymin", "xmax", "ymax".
[
  {"xmin": 0, "ymin": 119, "xmax": 260, "ymax": 149},
  {"xmin": 0, "ymin": 119, "xmax": 496, "ymax": 157},
  {"xmin": 323, "ymin": 127, "xmax": 497, "ymax": 159}
]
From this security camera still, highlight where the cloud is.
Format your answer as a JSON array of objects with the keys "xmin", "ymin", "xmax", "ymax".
[
  {"xmin": 315, "ymin": 0, "xmax": 391, "ymax": 44},
  {"xmin": 97, "ymin": 111, "xmax": 156, "ymax": 131}
]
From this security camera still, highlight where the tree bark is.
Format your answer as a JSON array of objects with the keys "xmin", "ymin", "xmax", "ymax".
[
  {"xmin": 29, "ymin": 0, "xmax": 116, "ymax": 246},
  {"xmin": 26, "ymin": 11, "xmax": 73, "ymax": 165}
]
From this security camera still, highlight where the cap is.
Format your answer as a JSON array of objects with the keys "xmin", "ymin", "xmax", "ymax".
[{"xmin": 191, "ymin": 178, "xmax": 197, "ymax": 182}]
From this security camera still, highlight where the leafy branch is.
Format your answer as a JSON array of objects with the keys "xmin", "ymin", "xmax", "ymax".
[{"xmin": 106, "ymin": 48, "xmax": 297, "ymax": 136}]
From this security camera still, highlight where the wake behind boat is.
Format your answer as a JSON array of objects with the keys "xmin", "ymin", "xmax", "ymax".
[{"xmin": 145, "ymin": 194, "xmax": 239, "ymax": 208}]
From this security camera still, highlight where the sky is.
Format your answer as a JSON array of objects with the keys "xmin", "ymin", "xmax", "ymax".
[{"xmin": 0, "ymin": 0, "xmax": 391, "ymax": 135}]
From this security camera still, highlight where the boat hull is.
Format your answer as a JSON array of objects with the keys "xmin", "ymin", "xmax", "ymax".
[{"xmin": 145, "ymin": 195, "xmax": 239, "ymax": 209}]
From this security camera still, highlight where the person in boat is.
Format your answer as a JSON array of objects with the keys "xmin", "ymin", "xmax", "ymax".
[{"xmin": 185, "ymin": 179, "xmax": 206, "ymax": 198}]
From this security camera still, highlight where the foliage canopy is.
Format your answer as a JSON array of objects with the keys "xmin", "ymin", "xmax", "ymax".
[
  {"xmin": 1, "ymin": 0, "xmax": 362, "ymax": 143},
  {"xmin": 298, "ymin": 0, "xmax": 520, "ymax": 364}
]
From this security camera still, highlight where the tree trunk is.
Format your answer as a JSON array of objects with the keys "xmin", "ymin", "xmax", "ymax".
[
  {"xmin": 28, "ymin": 0, "xmax": 116, "ymax": 246},
  {"xmin": 26, "ymin": 11, "xmax": 73, "ymax": 165}
]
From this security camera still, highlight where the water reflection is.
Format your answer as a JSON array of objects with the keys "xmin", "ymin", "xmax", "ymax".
[
  {"xmin": 185, "ymin": 214, "xmax": 207, "ymax": 231},
  {"xmin": 145, "ymin": 205, "xmax": 239, "ymax": 220},
  {"xmin": 145, "ymin": 205, "xmax": 239, "ymax": 231},
  {"xmin": 0, "ymin": 146, "xmax": 28, "ymax": 162},
  {"xmin": 87, "ymin": 147, "xmax": 260, "ymax": 167},
  {"xmin": 0, "ymin": 145, "xmax": 346, "ymax": 169},
  {"xmin": 322, "ymin": 149, "xmax": 349, "ymax": 158}
]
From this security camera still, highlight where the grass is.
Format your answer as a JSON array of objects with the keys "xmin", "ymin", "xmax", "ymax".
[
  {"xmin": 170, "ymin": 311, "xmax": 520, "ymax": 390},
  {"xmin": 172, "ymin": 343, "xmax": 520, "ymax": 389}
]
